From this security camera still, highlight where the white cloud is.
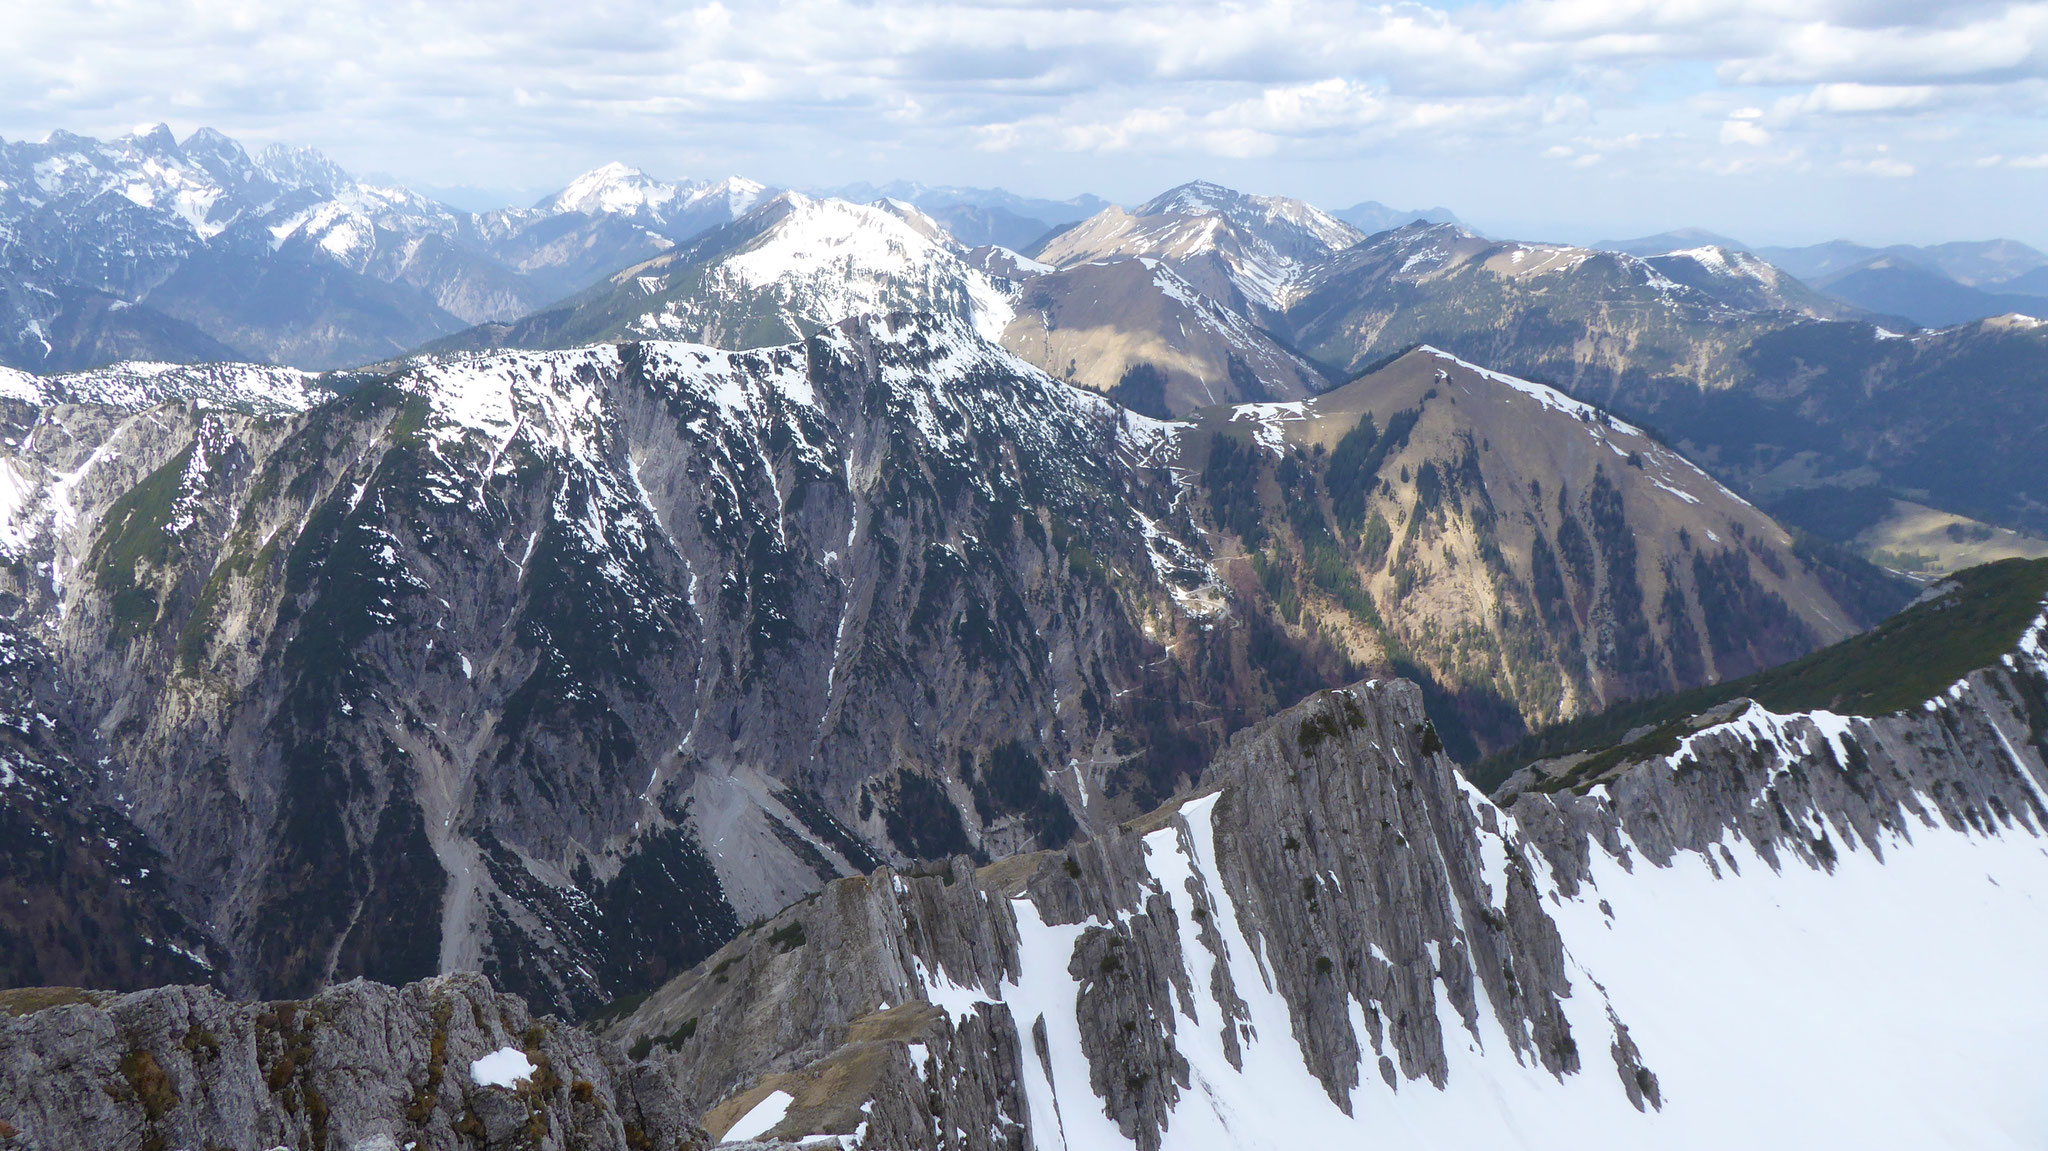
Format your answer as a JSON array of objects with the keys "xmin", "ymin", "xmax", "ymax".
[
  {"xmin": 1721, "ymin": 118, "xmax": 1771, "ymax": 145},
  {"xmin": 0, "ymin": 0, "xmax": 2040, "ymax": 240},
  {"xmin": 1840, "ymin": 154, "xmax": 1919, "ymax": 177},
  {"xmin": 1794, "ymin": 82, "xmax": 1940, "ymax": 114}
]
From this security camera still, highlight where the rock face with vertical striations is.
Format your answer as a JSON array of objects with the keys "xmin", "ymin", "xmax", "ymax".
[{"xmin": 606, "ymin": 564, "xmax": 2048, "ymax": 1150}]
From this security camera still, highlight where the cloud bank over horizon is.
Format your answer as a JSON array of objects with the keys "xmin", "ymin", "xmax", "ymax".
[{"xmin": 4, "ymin": 0, "xmax": 2045, "ymax": 246}]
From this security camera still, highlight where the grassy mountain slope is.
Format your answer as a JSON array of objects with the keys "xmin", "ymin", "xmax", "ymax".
[
  {"xmin": 999, "ymin": 258, "xmax": 1326, "ymax": 416},
  {"xmin": 1472, "ymin": 556, "xmax": 2048, "ymax": 792},
  {"xmin": 1177, "ymin": 347, "xmax": 1907, "ymax": 757}
]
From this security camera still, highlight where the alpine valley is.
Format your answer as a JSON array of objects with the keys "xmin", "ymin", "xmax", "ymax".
[{"xmin": 0, "ymin": 124, "xmax": 2042, "ymax": 1151}]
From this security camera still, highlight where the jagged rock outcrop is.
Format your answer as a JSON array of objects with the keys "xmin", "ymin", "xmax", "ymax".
[
  {"xmin": 1500, "ymin": 566, "xmax": 2048, "ymax": 888},
  {"xmin": 607, "ymin": 576, "xmax": 2048, "ymax": 1150},
  {"xmin": 0, "ymin": 973, "xmax": 697, "ymax": 1151},
  {"xmin": 609, "ymin": 680, "xmax": 1609, "ymax": 1148}
]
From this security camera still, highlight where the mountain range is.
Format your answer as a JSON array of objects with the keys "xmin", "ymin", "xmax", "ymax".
[
  {"xmin": 0, "ymin": 127, "xmax": 770, "ymax": 373},
  {"xmin": 0, "ymin": 305, "xmax": 1901, "ymax": 1018},
  {"xmin": 1603, "ymin": 231, "xmax": 2048, "ymax": 329},
  {"xmin": 0, "ymin": 121, "xmax": 2044, "ymax": 1151},
  {"xmin": 441, "ymin": 173, "xmax": 2048, "ymax": 550},
  {"xmin": 5, "ymin": 555, "xmax": 2043, "ymax": 1149},
  {"xmin": 816, "ymin": 182, "xmax": 1112, "ymax": 252}
]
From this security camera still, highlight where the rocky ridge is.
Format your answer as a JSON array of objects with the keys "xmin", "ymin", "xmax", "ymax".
[
  {"xmin": 3, "ymin": 567, "xmax": 2044, "ymax": 1150},
  {"xmin": 600, "ymin": 569, "xmax": 2048, "ymax": 1150}
]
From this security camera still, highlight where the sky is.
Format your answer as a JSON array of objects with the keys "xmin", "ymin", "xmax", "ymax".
[{"xmin": 3, "ymin": 0, "xmax": 2046, "ymax": 248}]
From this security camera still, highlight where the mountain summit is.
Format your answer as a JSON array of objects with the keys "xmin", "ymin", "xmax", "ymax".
[{"xmin": 1038, "ymin": 180, "xmax": 1365, "ymax": 314}]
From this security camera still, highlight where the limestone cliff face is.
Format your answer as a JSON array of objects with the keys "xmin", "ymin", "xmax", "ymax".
[
  {"xmin": 608, "ymin": 595, "xmax": 2048, "ymax": 1150},
  {"xmin": 0, "ymin": 316, "xmax": 1297, "ymax": 1017},
  {"xmin": 609, "ymin": 681, "xmax": 1608, "ymax": 1149},
  {"xmin": 0, "ymin": 974, "xmax": 696, "ymax": 1151}
]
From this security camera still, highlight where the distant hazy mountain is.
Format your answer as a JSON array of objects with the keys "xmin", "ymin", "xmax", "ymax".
[
  {"xmin": 1641, "ymin": 246, "xmax": 1857, "ymax": 318},
  {"xmin": 1332, "ymin": 199, "xmax": 1459, "ymax": 234},
  {"xmin": 1282, "ymin": 222, "xmax": 1839, "ymax": 387},
  {"xmin": 817, "ymin": 181, "xmax": 1110, "ymax": 250},
  {"xmin": 1749, "ymin": 238, "xmax": 2048, "ymax": 326},
  {"xmin": 1813, "ymin": 256, "xmax": 2048, "ymax": 328},
  {"xmin": 1993, "ymin": 264, "xmax": 2048, "ymax": 298},
  {"xmin": 534, "ymin": 162, "xmax": 769, "ymax": 242},
  {"xmin": 1596, "ymin": 228, "xmax": 1750, "ymax": 257},
  {"xmin": 1762, "ymin": 238, "xmax": 2048, "ymax": 287},
  {"xmin": 1586, "ymin": 232, "xmax": 1859, "ymax": 317},
  {"xmin": 0, "ymin": 126, "xmax": 772, "ymax": 371}
]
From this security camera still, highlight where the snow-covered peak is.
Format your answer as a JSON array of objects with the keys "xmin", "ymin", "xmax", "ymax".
[
  {"xmin": 1655, "ymin": 245, "xmax": 1785, "ymax": 286},
  {"xmin": 687, "ymin": 176, "xmax": 768, "ymax": 217},
  {"xmin": 1137, "ymin": 180, "xmax": 1364, "ymax": 258},
  {"xmin": 3, "ymin": 128, "xmax": 265, "ymax": 241},
  {"xmin": 1044, "ymin": 181, "xmax": 1367, "ymax": 311},
  {"xmin": 118, "ymin": 123, "xmax": 180, "ymax": 155},
  {"xmin": 546, "ymin": 162, "xmax": 691, "ymax": 216},
  {"xmin": 542, "ymin": 166, "xmax": 772, "ymax": 238},
  {"xmin": 2, "ymin": 127, "xmax": 379, "ymax": 247},
  {"xmin": 869, "ymin": 197, "xmax": 958, "ymax": 249},
  {"xmin": 253, "ymin": 143, "xmax": 351, "ymax": 195},
  {"xmin": 700, "ymin": 194, "xmax": 1017, "ymax": 341},
  {"xmin": 967, "ymin": 246, "xmax": 1054, "ymax": 281}
]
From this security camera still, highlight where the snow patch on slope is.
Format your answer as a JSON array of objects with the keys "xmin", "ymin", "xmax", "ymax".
[
  {"xmin": 723, "ymin": 1089, "xmax": 795, "ymax": 1142},
  {"xmin": 470, "ymin": 1047, "xmax": 536, "ymax": 1089},
  {"xmin": 1416, "ymin": 346, "xmax": 1642, "ymax": 435},
  {"xmin": 1228, "ymin": 401, "xmax": 1308, "ymax": 454},
  {"xmin": 713, "ymin": 194, "xmax": 1016, "ymax": 342}
]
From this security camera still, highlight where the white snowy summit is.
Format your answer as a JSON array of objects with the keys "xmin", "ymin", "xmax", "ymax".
[
  {"xmin": 541, "ymin": 163, "xmax": 769, "ymax": 235},
  {"xmin": 617, "ymin": 191, "xmax": 1020, "ymax": 346}
]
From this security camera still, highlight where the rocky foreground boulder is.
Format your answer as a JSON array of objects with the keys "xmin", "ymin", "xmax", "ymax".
[{"xmin": 0, "ymin": 974, "xmax": 697, "ymax": 1151}]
